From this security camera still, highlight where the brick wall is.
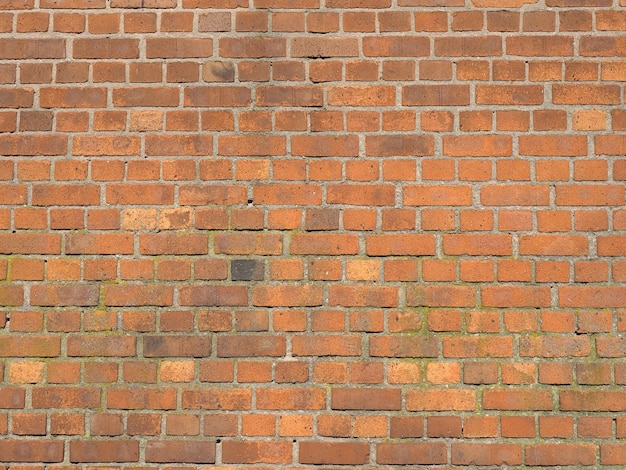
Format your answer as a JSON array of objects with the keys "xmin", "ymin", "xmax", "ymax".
[{"xmin": 1, "ymin": 0, "xmax": 626, "ymax": 467}]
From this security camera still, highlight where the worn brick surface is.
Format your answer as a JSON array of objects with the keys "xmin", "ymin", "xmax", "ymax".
[{"xmin": 1, "ymin": 0, "xmax": 625, "ymax": 468}]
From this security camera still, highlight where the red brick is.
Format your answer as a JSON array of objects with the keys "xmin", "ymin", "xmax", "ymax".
[
  {"xmin": 327, "ymin": 184, "xmax": 394, "ymax": 206},
  {"xmin": 444, "ymin": 234, "xmax": 512, "ymax": 256},
  {"xmin": 30, "ymin": 285, "xmax": 99, "ymax": 307},
  {"xmin": 556, "ymin": 184, "xmax": 624, "ymax": 206},
  {"xmin": 452, "ymin": 443, "xmax": 522, "ymax": 466},
  {"xmin": 0, "ymin": 285, "xmax": 24, "ymax": 306},
  {"xmin": 185, "ymin": 86, "xmax": 250, "ymax": 107},
  {"xmin": 407, "ymin": 286, "xmax": 474, "ymax": 307},
  {"xmin": 67, "ymin": 335, "xmax": 135, "ymax": 357},
  {"xmin": 254, "ymin": 183, "xmax": 322, "ymax": 205},
  {"xmin": 554, "ymin": 84, "xmax": 620, "ymax": 104},
  {"xmin": 222, "ymin": 441, "xmax": 291, "ymax": 464},
  {"xmin": 0, "ymin": 387, "xmax": 25, "ymax": 407},
  {"xmin": 328, "ymin": 285, "xmax": 398, "ymax": 308},
  {"xmin": 327, "ymin": 85, "xmax": 395, "ymax": 106},
  {"xmin": 257, "ymin": 388, "xmax": 325, "ymax": 410},
  {"xmin": 299, "ymin": 442, "xmax": 368, "ymax": 465},
  {"xmin": 464, "ymin": 416, "xmax": 499, "ymax": 437},
  {"xmin": 0, "ymin": 135, "xmax": 66, "ymax": 156},
  {"xmin": 444, "ymin": 336, "xmax": 513, "ymax": 359},
  {"xmin": 32, "ymin": 387, "xmax": 100, "ymax": 409},
  {"xmin": 403, "ymin": 85, "xmax": 470, "ymax": 106},
  {"xmin": 1, "ymin": 39, "xmax": 65, "ymax": 59},
  {"xmin": 139, "ymin": 233, "xmax": 208, "ymax": 255},
  {"xmin": 146, "ymin": 38, "xmax": 212, "ymax": 58},
  {"xmin": 520, "ymin": 135, "xmax": 587, "ymax": 156},
  {"xmin": 363, "ymin": 36, "xmax": 429, "ymax": 57},
  {"xmin": 293, "ymin": 334, "xmax": 361, "ymax": 356},
  {"xmin": 182, "ymin": 388, "xmax": 251, "ymax": 410},
  {"xmin": 106, "ymin": 387, "xmax": 176, "ymax": 410},
  {"xmin": 69, "ymin": 441, "xmax": 139, "ymax": 463},
  {"xmin": 73, "ymin": 38, "xmax": 138, "ymax": 58},
  {"xmin": 143, "ymin": 335, "xmax": 210, "ymax": 357},
  {"xmin": 405, "ymin": 185, "xmax": 472, "ymax": 205},
  {"xmin": 103, "ymin": 285, "xmax": 173, "ymax": 307},
  {"xmin": 370, "ymin": 335, "xmax": 438, "ymax": 358},
  {"xmin": 482, "ymin": 184, "xmax": 550, "ymax": 206},
  {"xmin": 179, "ymin": 285, "xmax": 247, "ymax": 307},
  {"xmin": 221, "ymin": 37, "xmax": 286, "ymax": 57},
  {"xmin": 204, "ymin": 414, "xmax": 237, "ymax": 436},
  {"xmin": 477, "ymin": 85, "xmax": 544, "ymax": 104},
  {"xmin": 253, "ymin": 285, "xmax": 322, "ymax": 307},
  {"xmin": 0, "ymin": 88, "xmax": 34, "ymax": 108},
  {"xmin": 443, "ymin": 135, "xmax": 512, "ymax": 156},
  {"xmin": 145, "ymin": 135, "xmax": 212, "ymax": 156},
  {"xmin": 526, "ymin": 443, "xmax": 596, "ymax": 466},
  {"xmin": 290, "ymin": 233, "xmax": 358, "ymax": 255},
  {"xmin": 435, "ymin": 36, "xmax": 502, "ymax": 56},
  {"xmin": 407, "ymin": 389, "xmax": 476, "ymax": 411},
  {"xmin": 291, "ymin": 37, "xmax": 358, "ymax": 57},
  {"xmin": 219, "ymin": 135, "xmax": 285, "ymax": 156},
  {"xmin": 366, "ymin": 234, "xmax": 435, "ymax": 256},
  {"xmin": 145, "ymin": 441, "xmax": 215, "ymax": 463},
  {"xmin": 113, "ymin": 86, "xmax": 178, "ymax": 107},
  {"xmin": 65, "ymin": 233, "xmax": 133, "ymax": 255},
  {"xmin": 484, "ymin": 389, "xmax": 552, "ymax": 410},
  {"xmin": 0, "ymin": 440, "xmax": 64, "ymax": 462},
  {"xmin": 217, "ymin": 335, "xmax": 286, "ymax": 357},
  {"xmin": 11, "ymin": 412, "xmax": 47, "ymax": 435},
  {"xmin": 291, "ymin": 135, "xmax": 358, "ymax": 156},
  {"xmin": 525, "ymin": 336, "xmax": 590, "ymax": 359},
  {"xmin": 366, "ymin": 135, "xmax": 434, "ymax": 156},
  {"xmin": 377, "ymin": 443, "xmax": 447, "ymax": 465}
]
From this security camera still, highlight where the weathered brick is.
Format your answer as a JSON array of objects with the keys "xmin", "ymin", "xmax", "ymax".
[
  {"xmin": 0, "ymin": 336, "xmax": 60, "ymax": 357},
  {"xmin": 366, "ymin": 135, "xmax": 434, "ymax": 156},
  {"xmin": 146, "ymin": 38, "xmax": 212, "ymax": 58},
  {"xmin": 218, "ymin": 335, "xmax": 286, "ymax": 357},
  {"xmin": 107, "ymin": 388, "xmax": 176, "ymax": 410},
  {"xmin": 363, "ymin": 36, "xmax": 429, "ymax": 57},
  {"xmin": 103, "ymin": 285, "xmax": 174, "ymax": 307},
  {"xmin": 403, "ymin": 85, "xmax": 470, "ymax": 106},
  {"xmin": 443, "ymin": 135, "xmax": 512, "ymax": 157},
  {"xmin": 67, "ymin": 335, "xmax": 136, "ymax": 357},
  {"xmin": 452, "ymin": 443, "xmax": 522, "ymax": 466},
  {"xmin": 291, "ymin": 37, "xmax": 357, "ymax": 57},
  {"xmin": 180, "ymin": 285, "xmax": 248, "ymax": 306},
  {"xmin": 0, "ymin": 440, "xmax": 64, "ymax": 462},
  {"xmin": 369, "ymin": 335, "xmax": 438, "ymax": 357},
  {"xmin": 145, "ymin": 441, "xmax": 216, "ymax": 463},
  {"xmin": 293, "ymin": 334, "xmax": 362, "ymax": 356},
  {"xmin": 0, "ymin": 130, "xmax": 56, "ymax": 154},
  {"xmin": 406, "ymin": 389, "xmax": 476, "ymax": 411},
  {"xmin": 69, "ymin": 441, "xmax": 139, "ymax": 463},
  {"xmin": 378, "ymin": 443, "xmax": 447, "ymax": 465},
  {"xmin": 299, "ymin": 442, "xmax": 369, "ymax": 465},
  {"xmin": 222, "ymin": 441, "xmax": 291, "ymax": 464},
  {"xmin": 32, "ymin": 387, "xmax": 101, "ymax": 409},
  {"xmin": 182, "ymin": 389, "xmax": 251, "ymax": 410},
  {"xmin": 31, "ymin": 285, "xmax": 99, "ymax": 307},
  {"xmin": 526, "ymin": 443, "xmax": 596, "ymax": 466},
  {"xmin": 73, "ymin": 38, "xmax": 139, "ymax": 58},
  {"xmin": 1, "ymin": 39, "xmax": 65, "ymax": 59}
]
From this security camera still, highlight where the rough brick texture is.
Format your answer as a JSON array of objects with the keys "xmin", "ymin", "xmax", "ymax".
[{"xmin": 1, "ymin": 0, "xmax": 626, "ymax": 468}]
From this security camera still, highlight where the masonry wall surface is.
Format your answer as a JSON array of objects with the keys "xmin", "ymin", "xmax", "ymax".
[{"xmin": 1, "ymin": 0, "xmax": 626, "ymax": 467}]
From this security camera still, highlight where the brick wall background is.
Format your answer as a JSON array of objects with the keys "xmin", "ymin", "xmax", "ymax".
[{"xmin": 1, "ymin": 0, "xmax": 626, "ymax": 467}]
